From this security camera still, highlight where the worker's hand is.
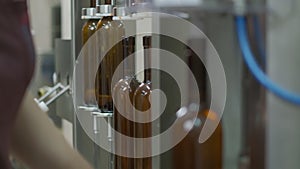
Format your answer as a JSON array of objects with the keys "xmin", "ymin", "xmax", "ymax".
[{"xmin": 10, "ymin": 91, "xmax": 94, "ymax": 169}]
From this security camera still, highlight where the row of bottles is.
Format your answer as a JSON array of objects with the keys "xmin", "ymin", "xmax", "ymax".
[
  {"xmin": 81, "ymin": 1, "xmax": 125, "ymax": 168},
  {"xmin": 114, "ymin": 36, "xmax": 152, "ymax": 169},
  {"xmin": 81, "ymin": 1, "xmax": 223, "ymax": 168},
  {"xmin": 82, "ymin": 0, "xmax": 124, "ymax": 110},
  {"xmin": 112, "ymin": 36, "xmax": 223, "ymax": 169},
  {"xmin": 82, "ymin": 1, "xmax": 152, "ymax": 168}
]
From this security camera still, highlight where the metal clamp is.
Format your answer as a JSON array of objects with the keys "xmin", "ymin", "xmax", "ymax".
[
  {"xmin": 81, "ymin": 7, "xmax": 101, "ymax": 19},
  {"xmin": 34, "ymin": 83, "xmax": 70, "ymax": 112},
  {"xmin": 96, "ymin": 5, "xmax": 114, "ymax": 17},
  {"xmin": 91, "ymin": 110, "xmax": 114, "ymax": 169}
]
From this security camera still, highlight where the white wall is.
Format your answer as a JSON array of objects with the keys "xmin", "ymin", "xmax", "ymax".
[
  {"xmin": 28, "ymin": 0, "xmax": 60, "ymax": 54},
  {"xmin": 267, "ymin": 0, "xmax": 300, "ymax": 168}
]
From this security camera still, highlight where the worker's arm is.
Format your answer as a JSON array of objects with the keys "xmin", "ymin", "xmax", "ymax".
[{"xmin": 10, "ymin": 91, "xmax": 93, "ymax": 169}]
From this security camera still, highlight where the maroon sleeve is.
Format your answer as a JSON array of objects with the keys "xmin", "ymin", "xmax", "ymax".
[{"xmin": 0, "ymin": 1, "xmax": 35, "ymax": 168}]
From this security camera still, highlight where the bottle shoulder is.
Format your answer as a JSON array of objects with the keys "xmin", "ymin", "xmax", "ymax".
[
  {"xmin": 96, "ymin": 18, "xmax": 124, "ymax": 30},
  {"xmin": 114, "ymin": 79, "xmax": 131, "ymax": 91},
  {"xmin": 83, "ymin": 19, "xmax": 99, "ymax": 26},
  {"xmin": 114, "ymin": 77, "xmax": 140, "ymax": 93},
  {"xmin": 96, "ymin": 17, "xmax": 112, "ymax": 29},
  {"xmin": 111, "ymin": 20, "xmax": 124, "ymax": 28},
  {"xmin": 133, "ymin": 84, "xmax": 151, "ymax": 111},
  {"xmin": 82, "ymin": 19, "xmax": 98, "ymax": 31},
  {"xmin": 134, "ymin": 82, "xmax": 151, "ymax": 95},
  {"xmin": 177, "ymin": 104, "xmax": 222, "ymax": 133}
]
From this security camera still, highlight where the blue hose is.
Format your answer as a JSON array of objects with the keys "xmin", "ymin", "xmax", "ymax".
[
  {"xmin": 235, "ymin": 16, "xmax": 300, "ymax": 105},
  {"xmin": 253, "ymin": 16, "xmax": 267, "ymax": 65}
]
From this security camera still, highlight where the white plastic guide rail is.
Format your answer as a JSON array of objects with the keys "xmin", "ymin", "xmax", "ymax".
[{"xmin": 34, "ymin": 83, "xmax": 70, "ymax": 112}]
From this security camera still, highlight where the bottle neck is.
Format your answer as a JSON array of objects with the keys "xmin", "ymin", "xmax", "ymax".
[
  {"xmin": 88, "ymin": 19, "xmax": 99, "ymax": 22},
  {"xmin": 143, "ymin": 36, "xmax": 152, "ymax": 83},
  {"xmin": 90, "ymin": 0, "xmax": 96, "ymax": 7},
  {"xmin": 123, "ymin": 37, "xmax": 136, "ymax": 77},
  {"xmin": 187, "ymin": 47, "xmax": 207, "ymax": 105},
  {"xmin": 144, "ymin": 47, "xmax": 151, "ymax": 83},
  {"xmin": 97, "ymin": 0, "xmax": 112, "ymax": 5},
  {"xmin": 105, "ymin": 0, "xmax": 112, "ymax": 4},
  {"xmin": 102, "ymin": 16, "xmax": 113, "ymax": 21}
]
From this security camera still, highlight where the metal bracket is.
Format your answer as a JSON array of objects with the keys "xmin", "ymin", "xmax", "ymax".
[{"xmin": 34, "ymin": 83, "xmax": 70, "ymax": 112}]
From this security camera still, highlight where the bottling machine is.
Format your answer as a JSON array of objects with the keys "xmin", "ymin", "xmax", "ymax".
[{"xmin": 31, "ymin": 0, "xmax": 300, "ymax": 169}]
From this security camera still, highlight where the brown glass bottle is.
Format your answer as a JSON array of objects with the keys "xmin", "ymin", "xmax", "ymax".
[
  {"xmin": 82, "ymin": 1, "xmax": 99, "ymax": 105},
  {"xmin": 196, "ymin": 109, "xmax": 222, "ymax": 169},
  {"xmin": 95, "ymin": 14, "xmax": 125, "ymax": 112},
  {"xmin": 82, "ymin": 19, "xmax": 98, "ymax": 45},
  {"xmin": 82, "ymin": 0, "xmax": 98, "ymax": 44},
  {"xmin": 173, "ymin": 47, "xmax": 223, "ymax": 169},
  {"xmin": 133, "ymin": 36, "xmax": 152, "ymax": 169},
  {"xmin": 114, "ymin": 37, "xmax": 138, "ymax": 169}
]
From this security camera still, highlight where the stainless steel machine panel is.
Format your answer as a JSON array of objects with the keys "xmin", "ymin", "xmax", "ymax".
[{"xmin": 55, "ymin": 39, "xmax": 74, "ymax": 122}]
